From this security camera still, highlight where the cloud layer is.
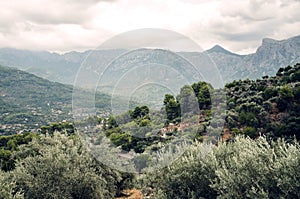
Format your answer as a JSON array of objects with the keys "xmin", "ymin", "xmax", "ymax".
[{"xmin": 0, "ymin": 0, "xmax": 299, "ymax": 54}]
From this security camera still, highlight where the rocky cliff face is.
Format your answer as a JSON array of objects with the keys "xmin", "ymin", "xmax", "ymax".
[
  {"xmin": 253, "ymin": 36, "xmax": 300, "ymax": 67},
  {"xmin": 207, "ymin": 35, "xmax": 300, "ymax": 82}
]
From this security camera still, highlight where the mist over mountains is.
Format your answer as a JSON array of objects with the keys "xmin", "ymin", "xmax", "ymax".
[{"xmin": 0, "ymin": 35, "xmax": 299, "ymax": 86}]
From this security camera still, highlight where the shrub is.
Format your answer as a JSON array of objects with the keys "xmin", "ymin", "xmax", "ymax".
[
  {"xmin": 12, "ymin": 133, "xmax": 122, "ymax": 199},
  {"xmin": 243, "ymin": 126, "xmax": 257, "ymax": 138},
  {"xmin": 141, "ymin": 136, "xmax": 300, "ymax": 199},
  {"xmin": 140, "ymin": 142, "xmax": 218, "ymax": 199},
  {"xmin": 0, "ymin": 170, "xmax": 24, "ymax": 199}
]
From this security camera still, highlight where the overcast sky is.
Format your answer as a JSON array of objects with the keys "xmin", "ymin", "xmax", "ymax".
[{"xmin": 0, "ymin": 0, "xmax": 299, "ymax": 54}]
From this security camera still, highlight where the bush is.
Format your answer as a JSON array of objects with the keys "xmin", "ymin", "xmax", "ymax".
[
  {"xmin": 243, "ymin": 126, "xmax": 257, "ymax": 138},
  {"xmin": 140, "ymin": 136, "xmax": 300, "ymax": 199},
  {"xmin": 239, "ymin": 111, "xmax": 259, "ymax": 127},
  {"xmin": 140, "ymin": 142, "xmax": 218, "ymax": 199},
  {"xmin": 0, "ymin": 170, "xmax": 24, "ymax": 199},
  {"xmin": 263, "ymin": 87, "xmax": 278, "ymax": 100},
  {"xmin": 211, "ymin": 137, "xmax": 300, "ymax": 198},
  {"xmin": 12, "ymin": 133, "xmax": 122, "ymax": 199}
]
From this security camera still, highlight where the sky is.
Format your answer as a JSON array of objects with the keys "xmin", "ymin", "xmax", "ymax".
[{"xmin": 0, "ymin": 0, "xmax": 300, "ymax": 54}]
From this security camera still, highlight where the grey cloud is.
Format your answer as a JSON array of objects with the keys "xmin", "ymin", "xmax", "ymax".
[
  {"xmin": 99, "ymin": 28, "xmax": 203, "ymax": 52},
  {"xmin": 0, "ymin": 0, "xmax": 115, "ymax": 26},
  {"xmin": 220, "ymin": 0, "xmax": 300, "ymax": 23},
  {"xmin": 0, "ymin": 0, "xmax": 299, "ymax": 53},
  {"xmin": 217, "ymin": 32, "xmax": 266, "ymax": 42},
  {"xmin": 21, "ymin": 9, "xmax": 90, "ymax": 25},
  {"xmin": 211, "ymin": 0, "xmax": 300, "ymax": 42}
]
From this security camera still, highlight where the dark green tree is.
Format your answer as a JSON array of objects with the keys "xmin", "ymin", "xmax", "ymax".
[
  {"xmin": 163, "ymin": 94, "xmax": 180, "ymax": 124},
  {"xmin": 192, "ymin": 81, "xmax": 212, "ymax": 109}
]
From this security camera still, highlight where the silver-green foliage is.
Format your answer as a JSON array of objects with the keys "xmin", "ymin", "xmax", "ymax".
[
  {"xmin": 0, "ymin": 170, "xmax": 24, "ymax": 199},
  {"xmin": 140, "ymin": 142, "xmax": 217, "ymax": 199},
  {"xmin": 141, "ymin": 136, "xmax": 300, "ymax": 199},
  {"xmin": 211, "ymin": 137, "xmax": 300, "ymax": 198},
  {"xmin": 12, "ymin": 133, "xmax": 121, "ymax": 199}
]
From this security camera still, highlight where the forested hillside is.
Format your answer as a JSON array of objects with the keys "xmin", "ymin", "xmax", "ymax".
[
  {"xmin": 0, "ymin": 65, "xmax": 112, "ymax": 135},
  {"xmin": 0, "ymin": 65, "xmax": 73, "ymax": 134},
  {"xmin": 224, "ymin": 63, "xmax": 300, "ymax": 140}
]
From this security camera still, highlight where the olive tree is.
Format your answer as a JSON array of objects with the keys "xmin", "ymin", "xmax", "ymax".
[
  {"xmin": 12, "ymin": 133, "xmax": 121, "ymax": 199},
  {"xmin": 0, "ymin": 169, "xmax": 24, "ymax": 199},
  {"xmin": 140, "ymin": 136, "xmax": 300, "ymax": 199}
]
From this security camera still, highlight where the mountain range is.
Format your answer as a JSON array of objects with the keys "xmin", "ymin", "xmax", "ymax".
[{"xmin": 0, "ymin": 35, "xmax": 300, "ymax": 86}]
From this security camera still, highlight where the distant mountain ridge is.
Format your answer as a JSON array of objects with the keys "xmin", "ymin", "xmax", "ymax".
[
  {"xmin": 0, "ymin": 48, "xmax": 87, "ymax": 85},
  {"xmin": 0, "ymin": 35, "xmax": 300, "ymax": 85}
]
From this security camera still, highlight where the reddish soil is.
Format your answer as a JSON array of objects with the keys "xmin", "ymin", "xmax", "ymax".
[
  {"xmin": 115, "ymin": 189, "xmax": 143, "ymax": 199},
  {"xmin": 222, "ymin": 128, "xmax": 233, "ymax": 142}
]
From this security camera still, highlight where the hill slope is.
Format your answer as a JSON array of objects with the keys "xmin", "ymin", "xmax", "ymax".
[
  {"xmin": 0, "ymin": 65, "xmax": 112, "ymax": 135},
  {"xmin": 223, "ymin": 63, "xmax": 300, "ymax": 140},
  {"xmin": 0, "ymin": 65, "xmax": 73, "ymax": 134}
]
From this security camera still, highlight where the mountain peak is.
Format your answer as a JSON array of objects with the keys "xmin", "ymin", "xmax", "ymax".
[{"xmin": 206, "ymin": 45, "xmax": 239, "ymax": 56}]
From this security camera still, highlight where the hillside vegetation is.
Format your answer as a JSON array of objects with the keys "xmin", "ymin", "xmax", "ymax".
[
  {"xmin": 0, "ymin": 65, "xmax": 73, "ymax": 134},
  {"xmin": 140, "ymin": 136, "xmax": 300, "ymax": 199},
  {"xmin": 224, "ymin": 63, "xmax": 300, "ymax": 140},
  {"xmin": 0, "ymin": 65, "xmax": 113, "ymax": 135}
]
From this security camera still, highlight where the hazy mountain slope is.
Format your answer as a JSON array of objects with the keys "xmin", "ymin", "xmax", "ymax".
[
  {"xmin": 205, "ymin": 45, "xmax": 244, "ymax": 83},
  {"xmin": 0, "ymin": 65, "xmax": 73, "ymax": 134},
  {"xmin": 0, "ymin": 48, "xmax": 126, "ymax": 85},
  {"xmin": 0, "ymin": 48, "xmax": 82, "ymax": 84}
]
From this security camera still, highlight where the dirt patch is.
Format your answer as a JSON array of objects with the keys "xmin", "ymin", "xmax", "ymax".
[
  {"xmin": 222, "ymin": 128, "xmax": 233, "ymax": 142},
  {"xmin": 115, "ymin": 189, "xmax": 143, "ymax": 199}
]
